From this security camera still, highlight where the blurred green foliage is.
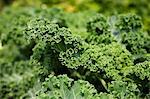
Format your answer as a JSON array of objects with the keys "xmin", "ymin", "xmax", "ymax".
[{"xmin": 1, "ymin": 0, "xmax": 149, "ymax": 32}]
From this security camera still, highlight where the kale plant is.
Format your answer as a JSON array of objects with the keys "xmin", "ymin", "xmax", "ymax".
[{"xmin": 0, "ymin": 7, "xmax": 149, "ymax": 99}]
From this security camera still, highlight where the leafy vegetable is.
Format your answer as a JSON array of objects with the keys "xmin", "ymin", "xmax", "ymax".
[{"xmin": 0, "ymin": 3, "xmax": 149, "ymax": 99}]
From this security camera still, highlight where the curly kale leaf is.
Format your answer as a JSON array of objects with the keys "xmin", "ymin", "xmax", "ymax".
[
  {"xmin": 133, "ymin": 61, "xmax": 150, "ymax": 80},
  {"xmin": 37, "ymin": 74, "xmax": 140, "ymax": 99},
  {"xmin": 37, "ymin": 74, "xmax": 102, "ymax": 99},
  {"xmin": 25, "ymin": 18, "xmax": 83, "ymax": 72},
  {"xmin": 108, "ymin": 81, "xmax": 140, "ymax": 99},
  {"xmin": 87, "ymin": 14, "xmax": 109, "ymax": 35},
  {"xmin": 86, "ymin": 14, "xmax": 116, "ymax": 45},
  {"xmin": 115, "ymin": 14, "xmax": 143, "ymax": 32},
  {"xmin": 114, "ymin": 14, "xmax": 150, "ymax": 55},
  {"xmin": 0, "ymin": 61, "xmax": 41, "ymax": 99},
  {"xmin": 25, "ymin": 18, "xmax": 81, "ymax": 51},
  {"xmin": 119, "ymin": 31, "xmax": 150, "ymax": 55},
  {"xmin": 86, "ymin": 14, "xmax": 150, "ymax": 56},
  {"xmin": 59, "ymin": 42, "xmax": 133, "ymax": 80}
]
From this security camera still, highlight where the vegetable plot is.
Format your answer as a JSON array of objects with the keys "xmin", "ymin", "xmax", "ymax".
[{"xmin": 0, "ymin": 7, "xmax": 150, "ymax": 99}]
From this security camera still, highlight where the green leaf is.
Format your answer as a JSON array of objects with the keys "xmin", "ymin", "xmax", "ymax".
[{"xmin": 37, "ymin": 74, "xmax": 99, "ymax": 99}]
